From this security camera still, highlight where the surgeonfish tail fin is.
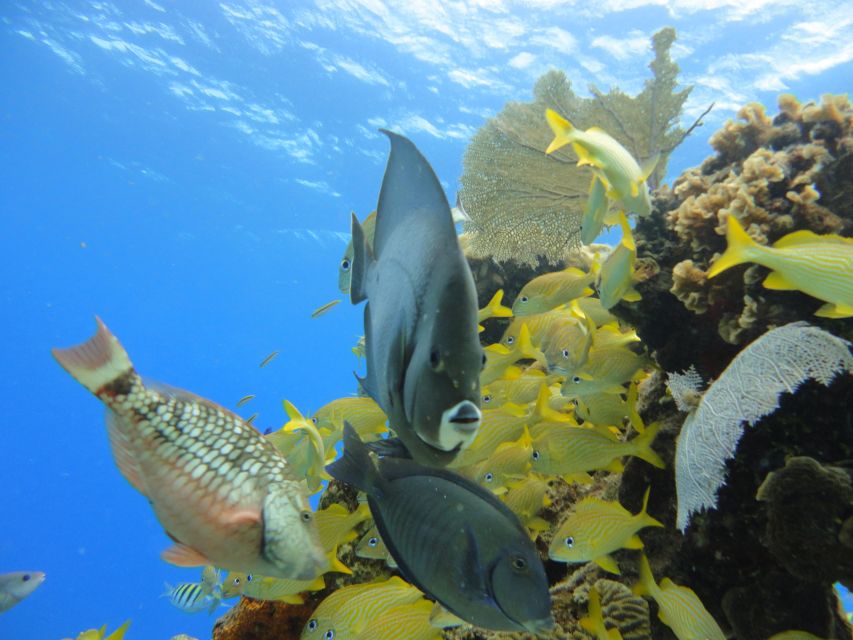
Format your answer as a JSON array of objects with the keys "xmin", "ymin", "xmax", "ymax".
[
  {"xmin": 349, "ymin": 213, "xmax": 372, "ymax": 305},
  {"xmin": 545, "ymin": 108, "xmax": 575, "ymax": 155},
  {"xmin": 52, "ymin": 317, "xmax": 135, "ymax": 394},
  {"xmin": 631, "ymin": 421, "xmax": 665, "ymax": 469},
  {"xmin": 639, "ymin": 486, "xmax": 665, "ymax": 528},
  {"xmin": 706, "ymin": 214, "xmax": 758, "ymax": 279},
  {"xmin": 326, "ymin": 422, "xmax": 387, "ymax": 498}
]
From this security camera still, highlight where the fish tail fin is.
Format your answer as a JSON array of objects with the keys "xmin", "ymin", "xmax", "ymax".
[
  {"xmin": 639, "ymin": 486, "xmax": 665, "ymax": 528},
  {"xmin": 349, "ymin": 212, "xmax": 373, "ymax": 304},
  {"xmin": 326, "ymin": 422, "xmax": 387, "ymax": 497},
  {"xmin": 631, "ymin": 421, "xmax": 665, "ymax": 469},
  {"xmin": 706, "ymin": 215, "xmax": 758, "ymax": 278},
  {"xmin": 482, "ymin": 289, "xmax": 513, "ymax": 320},
  {"xmin": 633, "ymin": 553, "xmax": 658, "ymax": 599},
  {"xmin": 52, "ymin": 317, "xmax": 135, "ymax": 394},
  {"xmin": 545, "ymin": 108, "xmax": 575, "ymax": 154}
]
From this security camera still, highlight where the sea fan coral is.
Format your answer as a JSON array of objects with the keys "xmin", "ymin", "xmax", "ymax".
[{"xmin": 674, "ymin": 322, "xmax": 853, "ymax": 530}]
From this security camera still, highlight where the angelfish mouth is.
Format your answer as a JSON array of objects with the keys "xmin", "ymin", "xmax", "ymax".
[
  {"xmin": 429, "ymin": 400, "xmax": 482, "ymax": 451},
  {"xmin": 447, "ymin": 400, "xmax": 481, "ymax": 432}
]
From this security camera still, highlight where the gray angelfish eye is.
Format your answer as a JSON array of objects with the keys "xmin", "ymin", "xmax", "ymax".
[
  {"xmin": 340, "ymin": 259, "xmax": 350, "ymax": 271},
  {"xmin": 564, "ymin": 536, "xmax": 574, "ymax": 548}
]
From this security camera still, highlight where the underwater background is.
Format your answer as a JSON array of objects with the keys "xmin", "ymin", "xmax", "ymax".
[{"xmin": 2, "ymin": 1, "xmax": 853, "ymax": 639}]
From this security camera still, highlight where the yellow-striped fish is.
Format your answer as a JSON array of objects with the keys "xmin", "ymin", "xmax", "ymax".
[
  {"xmin": 481, "ymin": 369, "xmax": 560, "ymax": 408},
  {"xmin": 580, "ymin": 585, "xmax": 624, "ymax": 639},
  {"xmin": 597, "ymin": 213, "xmax": 641, "ymax": 311},
  {"xmin": 268, "ymin": 400, "xmax": 334, "ymax": 493},
  {"xmin": 315, "ymin": 502, "xmax": 371, "ymax": 551},
  {"xmin": 531, "ymin": 421, "xmax": 664, "ymax": 477},
  {"xmin": 540, "ymin": 312, "xmax": 593, "ymax": 377},
  {"xmin": 634, "ymin": 554, "xmax": 726, "ymax": 640},
  {"xmin": 448, "ymin": 404, "xmax": 530, "ymax": 468},
  {"xmin": 502, "ymin": 475, "xmax": 552, "ymax": 533},
  {"xmin": 52, "ymin": 319, "xmax": 326, "ymax": 580},
  {"xmin": 545, "ymin": 108, "xmax": 656, "ymax": 217},
  {"xmin": 581, "ymin": 175, "xmax": 620, "ymax": 245},
  {"xmin": 478, "ymin": 289, "xmax": 513, "ymax": 324},
  {"xmin": 575, "ymin": 296, "xmax": 618, "ymax": 326},
  {"xmin": 65, "ymin": 621, "xmax": 131, "ymax": 640},
  {"xmin": 311, "ymin": 396, "xmax": 387, "ymax": 449},
  {"xmin": 548, "ymin": 487, "xmax": 663, "ymax": 574},
  {"xmin": 311, "ymin": 299, "xmax": 341, "ymax": 318},
  {"xmin": 354, "ymin": 599, "xmax": 441, "ymax": 640},
  {"xmin": 561, "ymin": 343, "xmax": 648, "ymax": 399},
  {"xmin": 512, "ymin": 267, "xmax": 596, "ymax": 317},
  {"xmin": 501, "ymin": 310, "xmax": 567, "ymax": 348},
  {"xmin": 301, "ymin": 576, "xmax": 423, "ymax": 639},
  {"xmin": 355, "ymin": 526, "xmax": 397, "ymax": 569},
  {"xmin": 707, "ymin": 214, "xmax": 853, "ymax": 318},
  {"xmin": 481, "ymin": 324, "xmax": 547, "ymax": 386},
  {"xmin": 459, "ymin": 427, "xmax": 534, "ymax": 494},
  {"xmin": 767, "ymin": 632, "xmax": 826, "ymax": 640},
  {"xmin": 221, "ymin": 571, "xmax": 325, "ymax": 603}
]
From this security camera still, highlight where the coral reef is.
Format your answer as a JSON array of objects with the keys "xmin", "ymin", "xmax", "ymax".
[{"xmin": 459, "ymin": 28, "xmax": 695, "ymax": 266}]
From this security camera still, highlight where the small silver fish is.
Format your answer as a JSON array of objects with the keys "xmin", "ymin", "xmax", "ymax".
[
  {"xmin": 259, "ymin": 351, "xmax": 279, "ymax": 368},
  {"xmin": 0, "ymin": 571, "xmax": 45, "ymax": 613},
  {"xmin": 236, "ymin": 394, "xmax": 255, "ymax": 408}
]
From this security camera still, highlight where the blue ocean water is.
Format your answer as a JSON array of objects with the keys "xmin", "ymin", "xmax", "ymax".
[{"xmin": 2, "ymin": 2, "xmax": 852, "ymax": 638}]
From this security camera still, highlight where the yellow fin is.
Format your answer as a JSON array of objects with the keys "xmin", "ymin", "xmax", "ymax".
[
  {"xmin": 706, "ymin": 215, "xmax": 759, "ymax": 278},
  {"xmin": 771, "ymin": 228, "xmax": 846, "ymax": 248},
  {"xmin": 640, "ymin": 153, "xmax": 660, "ymax": 181},
  {"xmin": 763, "ymin": 271, "xmax": 797, "ymax": 290},
  {"xmin": 623, "ymin": 288, "xmax": 642, "ymax": 302},
  {"xmin": 594, "ymin": 554, "xmax": 621, "ymax": 574},
  {"xmin": 816, "ymin": 302, "xmax": 853, "ymax": 319},
  {"xmin": 624, "ymin": 534, "xmax": 644, "ymax": 549},
  {"xmin": 545, "ymin": 109, "xmax": 574, "ymax": 154}
]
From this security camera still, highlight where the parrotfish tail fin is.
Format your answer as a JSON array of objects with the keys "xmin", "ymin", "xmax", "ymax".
[
  {"xmin": 52, "ymin": 317, "xmax": 135, "ymax": 394},
  {"xmin": 350, "ymin": 212, "xmax": 372, "ymax": 305},
  {"xmin": 631, "ymin": 421, "xmax": 665, "ymax": 469},
  {"xmin": 639, "ymin": 486, "xmax": 665, "ymax": 528},
  {"xmin": 706, "ymin": 214, "xmax": 757, "ymax": 278},
  {"xmin": 326, "ymin": 422, "xmax": 388, "ymax": 498},
  {"xmin": 544, "ymin": 108, "xmax": 574, "ymax": 155},
  {"xmin": 633, "ymin": 553, "xmax": 657, "ymax": 599}
]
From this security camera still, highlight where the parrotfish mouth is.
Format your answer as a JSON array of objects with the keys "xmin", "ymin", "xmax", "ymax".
[{"xmin": 430, "ymin": 400, "xmax": 482, "ymax": 451}]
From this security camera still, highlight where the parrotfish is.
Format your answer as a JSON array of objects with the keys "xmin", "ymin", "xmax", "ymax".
[
  {"xmin": 707, "ymin": 214, "xmax": 853, "ymax": 318},
  {"xmin": 0, "ymin": 571, "xmax": 45, "ymax": 613},
  {"xmin": 634, "ymin": 554, "xmax": 726, "ymax": 640},
  {"xmin": 597, "ymin": 213, "xmax": 642, "ymax": 310},
  {"xmin": 52, "ymin": 318, "xmax": 326, "ymax": 580},
  {"xmin": 531, "ymin": 421, "xmax": 664, "ymax": 477},
  {"xmin": 327, "ymin": 424, "xmax": 554, "ymax": 634},
  {"xmin": 581, "ymin": 585, "xmax": 624, "ymax": 640},
  {"xmin": 548, "ymin": 487, "xmax": 663, "ymax": 574},
  {"xmin": 301, "ymin": 576, "xmax": 423, "ymax": 640},
  {"xmin": 545, "ymin": 108, "xmax": 657, "ymax": 217},
  {"xmin": 221, "ymin": 571, "xmax": 325, "ymax": 603},
  {"xmin": 349, "ymin": 131, "xmax": 484, "ymax": 466},
  {"xmin": 512, "ymin": 266, "xmax": 596, "ymax": 317}
]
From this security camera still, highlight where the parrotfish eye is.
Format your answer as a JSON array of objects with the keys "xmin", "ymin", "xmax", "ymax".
[
  {"xmin": 300, "ymin": 510, "xmax": 313, "ymax": 523},
  {"xmin": 561, "ymin": 348, "xmax": 570, "ymax": 359},
  {"xmin": 483, "ymin": 394, "xmax": 492, "ymax": 404},
  {"xmin": 564, "ymin": 536, "xmax": 574, "ymax": 548},
  {"xmin": 306, "ymin": 619, "xmax": 318, "ymax": 632},
  {"xmin": 429, "ymin": 348, "xmax": 442, "ymax": 371},
  {"xmin": 572, "ymin": 375, "xmax": 582, "ymax": 384},
  {"xmin": 22, "ymin": 574, "xmax": 31, "ymax": 582},
  {"xmin": 511, "ymin": 556, "xmax": 527, "ymax": 571},
  {"xmin": 506, "ymin": 336, "xmax": 515, "ymax": 345},
  {"xmin": 484, "ymin": 472, "xmax": 494, "ymax": 482},
  {"xmin": 532, "ymin": 450, "xmax": 540, "ymax": 461},
  {"xmin": 520, "ymin": 296, "xmax": 529, "ymax": 304},
  {"xmin": 324, "ymin": 631, "xmax": 335, "ymax": 640},
  {"xmin": 340, "ymin": 259, "xmax": 350, "ymax": 271},
  {"xmin": 368, "ymin": 537, "xmax": 378, "ymax": 547}
]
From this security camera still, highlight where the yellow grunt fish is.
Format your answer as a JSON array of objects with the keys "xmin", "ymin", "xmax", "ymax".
[
  {"xmin": 266, "ymin": 400, "xmax": 334, "ymax": 493},
  {"xmin": 548, "ymin": 487, "xmax": 663, "ymax": 574},
  {"xmin": 448, "ymin": 404, "xmax": 530, "ymax": 468},
  {"xmin": 315, "ymin": 502, "xmax": 371, "ymax": 551},
  {"xmin": 531, "ymin": 421, "xmax": 664, "ymax": 477},
  {"xmin": 540, "ymin": 312, "xmax": 594, "ymax": 377},
  {"xmin": 339, "ymin": 211, "xmax": 377, "ymax": 294},
  {"xmin": 354, "ymin": 599, "xmax": 441, "ymax": 640},
  {"xmin": 311, "ymin": 299, "xmax": 341, "ymax": 318},
  {"xmin": 768, "ymin": 632, "xmax": 826, "ymax": 640},
  {"xmin": 575, "ymin": 296, "xmax": 618, "ymax": 326},
  {"xmin": 581, "ymin": 585, "xmax": 624, "ymax": 640},
  {"xmin": 481, "ymin": 369, "xmax": 560, "ymax": 408},
  {"xmin": 481, "ymin": 324, "xmax": 548, "ymax": 386},
  {"xmin": 459, "ymin": 427, "xmax": 534, "ymax": 494},
  {"xmin": 545, "ymin": 108, "xmax": 656, "ymax": 217},
  {"xmin": 512, "ymin": 267, "xmax": 596, "ymax": 317},
  {"xmin": 355, "ymin": 526, "xmax": 398, "ymax": 569},
  {"xmin": 52, "ymin": 318, "xmax": 327, "ymax": 580},
  {"xmin": 502, "ymin": 475, "xmax": 552, "ymax": 533},
  {"xmin": 581, "ymin": 175, "xmax": 621, "ymax": 246},
  {"xmin": 561, "ymin": 342, "xmax": 648, "ymax": 399},
  {"xmin": 311, "ymin": 396, "xmax": 387, "ymax": 450},
  {"xmin": 301, "ymin": 576, "xmax": 423, "ymax": 640},
  {"xmin": 65, "ymin": 620, "xmax": 131, "ymax": 640},
  {"xmin": 501, "ymin": 310, "xmax": 566, "ymax": 348},
  {"xmin": 707, "ymin": 214, "xmax": 853, "ymax": 318},
  {"xmin": 634, "ymin": 554, "xmax": 726, "ymax": 640},
  {"xmin": 597, "ymin": 213, "xmax": 642, "ymax": 311},
  {"xmin": 221, "ymin": 570, "xmax": 325, "ymax": 603}
]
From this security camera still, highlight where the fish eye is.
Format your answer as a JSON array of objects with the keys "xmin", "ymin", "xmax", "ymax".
[
  {"xmin": 562, "ymin": 348, "xmax": 570, "ymax": 359},
  {"xmin": 232, "ymin": 577, "xmax": 241, "ymax": 586},
  {"xmin": 564, "ymin": 536, "xmax": 574, "ymax": 548},
  {"xmin": 301, "ymin": 511, "xmax": 313, "ymax": 523},
  {"xmin": 246, "ymin": 574, "xmax": 253, "ymax": 582},
  {"xmin": 484, "ymin": 472, "xmax": 494, "ymax": 482},
  {"xmin": 368, "ymin": 537, "xmax": 378, "ymax": 547},
  {"xmin": 532, "ymin": 450, "xmax": 540, "ymax": 461},
  {"xmin": 506, "ymin": 336, "xmax": 515, "ymax": 345},
  {"xmin": 430, "ymin": 348, "xmax": 442, "ymax": 370},
  {"xmin": 511, "ymin": 556, "xmax": 527, "ymax": 570},
  {"xmin": 340, "ymin": 259, "xmax": 350, "ymax": 271},
  {"xmin": 22, "ymin": 574, "xmax": 31, "ymax": 582},
  {"xmin": 520, "ymin": 296, "xmax": 529, "ymax": 304},
  {"xmin": 481, "ymin": 352, "xmax": 487, "ymax": 369},
  {"xmin": 324, "ymin": 631, "xmax": 335, "ymax": 640},
  {"xmin": 572, "ymin": 375, "xmax": 582, "ymax": 384},
  {"xmin": 483, "ymin": 394, "xmax": 492, "ymax": 404},
  {"xmin": 307, "ymin": 619, "xmax": 318, "ymax": 632},
  {"xmin": 311, "ymin": 417, "xmax": 318, "ymax": 425}
]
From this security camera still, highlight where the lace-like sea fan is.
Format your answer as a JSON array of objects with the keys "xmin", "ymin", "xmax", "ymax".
[
  {"xmin": 673, "ymin": 322, "xmax": 853, "ymax": 530},
  {"xmin": 460, "ymin": 27, "xmax": 692, "ymax": 266}
]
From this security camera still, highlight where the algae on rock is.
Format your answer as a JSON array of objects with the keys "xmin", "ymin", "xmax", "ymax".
[{"xmin": 460, "ymin": 27, "xmax": 695, "ymax": 266}]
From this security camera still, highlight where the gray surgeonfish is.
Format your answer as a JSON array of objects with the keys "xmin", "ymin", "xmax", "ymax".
[
  {"xmin": 327, "ymin": 423, "xmax": 554, "ymax": 634},
  {"xmin": 350, "ymin": 130, "xmax": 484, "ymax": 467}
]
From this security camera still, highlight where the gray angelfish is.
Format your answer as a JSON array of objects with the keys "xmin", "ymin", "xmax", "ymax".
[
  {"xmin": 350, "ymin": 130, "xmax": 484, "ymax": 467},
  {"xmin": 0, "ymin": 572, "xmax": 45, "ymax": 613},
  {"xmin": 327, "ymin": 423, "xmax": 554, "ymax": 634}
]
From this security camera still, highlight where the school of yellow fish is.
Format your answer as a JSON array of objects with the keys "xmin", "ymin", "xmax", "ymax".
[{"xmin": 39, "ymin": 107, "xmax": 853, "ymax": 638}]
